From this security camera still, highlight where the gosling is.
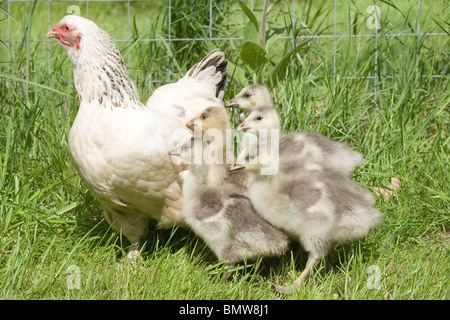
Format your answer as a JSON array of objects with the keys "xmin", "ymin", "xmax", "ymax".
[
  {"xmin": 225, "ymin": 84, "xmax": 273, "ymax": 111},
  {"xmin": 186, "ymin": 106, "xmax": 252, "ymax": 191},
  {"xmin": 236, "ymin": 106, "xmax": 365, "ymax": 177},
  {"xmin": 170, "ymin": 137, "xmax": 288, "ymax": 271},
  {"xmin": 232, "ymin": 143, "xmax": 382, "ymax": 293}
]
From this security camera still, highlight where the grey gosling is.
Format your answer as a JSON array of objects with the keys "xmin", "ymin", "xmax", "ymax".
[
  {"xmin": 232, "ymin": 138, "xmax": 382, "ymax": 293},
  {"xmin": 236, "ymin": 105, "xmax": 365, "ymax": 177},
  {"xmin": 186, "ymin": 106, "xmax": 252, "ymax": 192},
  {"xmin": 170, "ymin": 137, "xmax": 288, "ymax": 273},
  {"xmin": 225, "ymin": 84, "xmax": 273, "ymax": 111}
]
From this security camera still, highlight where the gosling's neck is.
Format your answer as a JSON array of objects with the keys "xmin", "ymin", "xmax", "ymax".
[
  {"xmin": 203, "ymin": 127, "xmax": 236, "ymax": 185},
  {"xmin": 189, "ymin": 162, "xmax": 210, "ymax": 185}
]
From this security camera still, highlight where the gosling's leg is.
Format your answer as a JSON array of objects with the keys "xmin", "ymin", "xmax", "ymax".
[
  {"xmin": 274, "ymin": 255, "xmax": 321, "ymax": 294},
  {"xmin": 222, "ymin": 263, "xmax": 235, "ymax": 280}
]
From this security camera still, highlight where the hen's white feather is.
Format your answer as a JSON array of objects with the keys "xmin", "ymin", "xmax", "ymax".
[{"xmin": 146, "ymin": 50, "xmax": 227, "ymax": 123}]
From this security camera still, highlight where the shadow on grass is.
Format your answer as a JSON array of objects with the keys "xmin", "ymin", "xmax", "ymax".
[{"xmin": 71, "ymin": 193, "xmax": 383, "ymax": 290}]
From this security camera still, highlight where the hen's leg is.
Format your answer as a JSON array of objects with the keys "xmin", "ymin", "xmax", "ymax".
[{"xmin": 103, "ymin": 208, "xmax": 148, "ymax": 260}]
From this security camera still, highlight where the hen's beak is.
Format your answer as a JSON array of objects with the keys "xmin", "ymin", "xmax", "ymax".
[
  {"xmin": 230, "ymin": 163, "xmax": 245, "ymax": 171},
  {"xmin": 46, "ymin": 29, "xmax": 58, "ymax": 39},
  {"xmin": 168, "ymin": 151, "xmax": 180, "ymax": 157}
]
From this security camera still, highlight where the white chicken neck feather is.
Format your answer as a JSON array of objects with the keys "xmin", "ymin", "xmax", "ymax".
[{"xmin": 61, "ymin": 15, "xmax": 142, "ymax": 109}]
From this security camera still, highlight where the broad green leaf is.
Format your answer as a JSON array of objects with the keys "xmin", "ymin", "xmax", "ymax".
[
  {"xmin": 265, "ymin": 26, "xmax": 287, "ymax": 51},
  {"xmin": 240, "ymin": 41, "xmax": 268, "ymax": 72},
  {"xmin": 238, "ymin": 1, "xmax": 259, "ymax": 31},
  {"xmin": 244, "ymin": 22, "xmax": 259, "ymax": 44}
]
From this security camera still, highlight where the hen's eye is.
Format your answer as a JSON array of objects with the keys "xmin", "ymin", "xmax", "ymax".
[
  {"xmin": 249, "ymin": 154, "xmax": 256, "ymax": 160},
  {"xmin": 201, "ymin": 113, "xmax": 207, "ymax": 120},
  {"xmin": 256, "ymin": 116, "xmax": 262, "ymax": 121},
  {"xmin": 65, "ymin": 25, "xmax": 70, "ymax": 30},
  {"xmin": 244, "ymin": 92, "xmax": 251, "ymax": 98}
]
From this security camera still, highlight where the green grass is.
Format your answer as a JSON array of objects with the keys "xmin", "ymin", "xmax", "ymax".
[{"xmin": 0, "ymin": 0, "xmax": 449, "ymax": 300}]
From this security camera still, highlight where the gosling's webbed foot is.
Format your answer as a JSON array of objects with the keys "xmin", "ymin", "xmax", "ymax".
[{"xmin": 267, "ymin": 281, "xmax": 300, "ymax": 294}]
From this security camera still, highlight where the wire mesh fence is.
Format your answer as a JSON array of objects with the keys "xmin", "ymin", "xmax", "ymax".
[{"xmin": 2, "ymin": 0, "xmax": 448, "ymax": 94}]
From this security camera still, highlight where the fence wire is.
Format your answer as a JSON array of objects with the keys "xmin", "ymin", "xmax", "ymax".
[{"xmin": 3, "ymin": 0, "xmax": 448, "ymax": 93}]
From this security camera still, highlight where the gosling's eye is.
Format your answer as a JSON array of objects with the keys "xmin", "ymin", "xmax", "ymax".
[
  {"xmin": 200, "ymin": 113, "xmax": 207, "ymax": 120},
  {"xmin": 256, "ymin": 116, "xmax": 262, "ymax": 121},
  {"xmin": 249, "ymin": 154, "xmax": 256, "ymax": 160},
  {"xmin": 182, "ymin": 144, "xmax": 189, "ymax": 151},
  {"xmin": 243, "ymin": 92, "xmax": 251, "ymax": 98}
]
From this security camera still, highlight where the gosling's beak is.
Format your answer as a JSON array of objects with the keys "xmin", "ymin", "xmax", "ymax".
[
  {"xmin": 168, "ymin": 151, "xmax": 180, "ymax": 157},
  {"xmin": 235, "ymin": 121, "xmax": 250, "ymax": 132},
  {"xmin": 230, "ymin": 163, "xmax": 245, "ymax": 171},
  {"xmin": 225, "ymin": 99, "xmax": 239, "ymax": 108},
  {"xmin": 186, "ymin": 119, "xmax": 195, "ymax": 133}
]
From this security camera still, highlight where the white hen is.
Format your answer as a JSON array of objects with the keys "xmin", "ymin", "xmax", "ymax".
[{"xmin": 47, "ymin": 15, "xmax": 227, "ymax": 254}]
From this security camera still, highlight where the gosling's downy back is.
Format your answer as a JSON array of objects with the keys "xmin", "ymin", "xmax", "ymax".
[
  {"xmin": 279, "ymin": 133, "xmax": 365, "ymax": 177},
  {"xmin": 236, "ymin": 107, "xmax": 365, "ymax": 176}
]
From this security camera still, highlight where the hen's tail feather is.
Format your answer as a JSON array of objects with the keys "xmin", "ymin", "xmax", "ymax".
[{"xmin": 187, "ymin": 49, "xmax": 228, "ymax": 99}]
